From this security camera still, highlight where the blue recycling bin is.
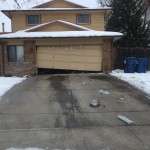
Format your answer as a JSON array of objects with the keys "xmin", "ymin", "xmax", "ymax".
[
  {"xmin": 145, "ymin": 58, "xmax": 149, "ymax": 70},
  {"xmin": 136, "ymin": 58, "xmax": 148, "ymax": 73},
  {"xmin": 124, "ymin": 57, "xmax": 137, "ymax": 73}
]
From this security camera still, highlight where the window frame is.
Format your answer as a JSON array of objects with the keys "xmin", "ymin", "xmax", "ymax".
[
  {"xmin": 26, "ymin": 14, "xmax": 41, "ymax": 26},
  {"xmin": 76, "ymin": 14, "xmax": 91, "ymax": 25},
  {"xmin": 7, "ymin": 45, "xmax": 24, "ymax": 63}
]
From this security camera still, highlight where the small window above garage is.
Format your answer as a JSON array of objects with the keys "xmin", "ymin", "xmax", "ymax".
[
  {"xmin": 27, "ymin": 15, "xmax": 41, "ymax": 25},
  {"xmin": 76, "ymin": 14, "xmax": 91, "ymax": 24}
]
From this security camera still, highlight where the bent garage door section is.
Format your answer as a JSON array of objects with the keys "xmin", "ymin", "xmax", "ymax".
[{"xmin": 37, "ymin": 45, "xmax": 102, "ymax": 71}]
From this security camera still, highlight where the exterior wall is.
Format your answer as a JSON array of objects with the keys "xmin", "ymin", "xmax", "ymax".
[
  {"xmin": 102, "ymin": 39, "xmax": 113, "ymax": 72},
  {"xmin": 1, "ymin": 37, "xmax": 113, "ymax": 76},
  {"xmin": 35, "ymin": 37, "xmax": 103, "ymax": 46},
  {"xmin": 11, "ymin": 11, "xmax": 105, "ymax": 32},
  {"xmin": 3, "ymin": 40, "xmax": 36, "ymax": 76},
  {"xmin": 35, "ymin": 0, "xmax": 84, "ymax": 8},
  {"xmin": 30, "ymin": 22, "xmax": 83, "ymax": 31},
  {"xmin": 36, "ymin": 37, "xmax": 113, "ymax": 72}
]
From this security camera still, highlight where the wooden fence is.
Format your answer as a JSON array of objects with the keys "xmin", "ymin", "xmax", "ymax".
[{"xmin": 114, "ymin": 47, "xmax": 150, "ymax": 69}]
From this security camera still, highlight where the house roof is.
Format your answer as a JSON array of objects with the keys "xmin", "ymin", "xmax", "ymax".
[
  {"xmin": 31, "ymin": 0, "xmax": 99, "ymax": 9},
  {"xmin": 65, "ymin": 0, "xmax": 99, "ymax": 8},
  {"xmin": 0, "ymin": 31, "xmax": 123, "ymax": 39},
  {"xmin": 2, "ymin": 7, "xmax": 111, "ymax": 12},
  {"xmin": 33, "ymin": 0, "xmax": 87, "ymax": 8},
  {"xmin": 2, "ymin": 7, "xmax": 111, "ymax": 17},
  {"xmin": 24, "ymin": 20, "xmax": 92, "ymax": 32}
]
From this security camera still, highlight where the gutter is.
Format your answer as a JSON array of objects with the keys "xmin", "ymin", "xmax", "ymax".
[
  {"xmin": 0, "ymin": 35, "xmax": 123, "ymax": 40},
  {"xmin": 2, "ymin": 8, "xmax": 112, "ymax": 18}
]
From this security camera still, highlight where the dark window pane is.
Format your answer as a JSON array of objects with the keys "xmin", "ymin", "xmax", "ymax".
[
  {"xmin": 7, "ymin": 46, "xmax": 17, "ymax": 62},
  {"xmin": 77, "ymin": 14, "xmax": 90, "ymax": 24},
  {"xmin": 27, "ymin": 15, "xmax": 40, "ymax": 25}
]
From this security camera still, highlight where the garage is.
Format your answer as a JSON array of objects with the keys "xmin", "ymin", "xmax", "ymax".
[
  {"xmin": 36, "ymin": 45, "xmax": 102, "ymax": 71},
  {"xmin": 0, "ymin": 31, "xmax": 122, "ymax": 76}
]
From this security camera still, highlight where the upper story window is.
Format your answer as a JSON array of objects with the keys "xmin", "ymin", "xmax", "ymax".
[
  {"xmin": 27, "ymin": 15, "xmax": 41, "ymax": 25},
  {"xmin": 7, "ymin": 45, "xmax": 24, "ymax": 63},
  {"xmin": 76, "ymin": 14, "xmax": 91, "ymax": 24}
]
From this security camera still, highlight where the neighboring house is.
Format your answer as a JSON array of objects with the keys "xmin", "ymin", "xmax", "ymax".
[{"xmin": 0, "ymin": 0, "xmax": 122, "ymax": 76}]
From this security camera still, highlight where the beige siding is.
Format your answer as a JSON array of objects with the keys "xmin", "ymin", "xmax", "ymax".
[
  {"xmin": 36, "ymin": 37, "xmax": 103, "ymax": 46},
  {"xmin": 11, "ymin": 11, "xmax": 105, "ymax": 32},
  {"xmin": 37, "ymin": 45, "xmax": 102, "ymax": 71},
  {"xmin": 30, "ymin": 22, "xmax": 82, "ymax": 31}
]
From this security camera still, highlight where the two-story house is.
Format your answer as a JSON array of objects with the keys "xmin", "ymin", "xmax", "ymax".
[{"xmin": 0, "ymin": 0, "xmax": 122, "ymax": 76}]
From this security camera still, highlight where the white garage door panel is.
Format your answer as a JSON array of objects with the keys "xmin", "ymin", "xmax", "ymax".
[{"xmin": 37, "ymin": 45, "xmax": 102, "ymax": 71}]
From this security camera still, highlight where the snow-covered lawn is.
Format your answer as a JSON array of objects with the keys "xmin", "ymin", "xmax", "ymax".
[
  {"xmin": 110, "ymin": 70, "xmax": 150, "ymax": 96},
  {"xmin": 6, "ymin": 148, "xmax": 45, "ymax": 150},
  {"xmin": 0, "ymin": 77, "xmax": 26, "ymax": 97}
]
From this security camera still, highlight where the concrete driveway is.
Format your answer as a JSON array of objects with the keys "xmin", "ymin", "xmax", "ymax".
[{"xmin": 0, "ymin": 74, "xmax": 150, "ymax": 150}]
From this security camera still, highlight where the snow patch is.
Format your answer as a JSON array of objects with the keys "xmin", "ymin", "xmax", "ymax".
[
  {"xmin": 110, "ymin": 69, "xmax": 150, "ymax": 96},
  {"xmin": 6, "ymin": 148, "xmax": 45, "ymax": 150},
  {"xmin": 24, "ymin": 0, "xmax": 99, "ymax": 8},
  {"xmin": 0, "ymin": 77, "xmax": 26, "ymax": 97},
  {"xmin": 0, "ymin": 31, "xmax": 123, "ymax": 39}
]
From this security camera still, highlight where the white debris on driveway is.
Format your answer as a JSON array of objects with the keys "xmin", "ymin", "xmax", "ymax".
[
  {"xmin": 118, "ymin": 115, "xmax": 134, "ymax": 125},
  {"xmin": 0, "ymin": 77, "xmax": 26, "ymax": 97},
  {"xmin": 90, "ymin": 99, "xmax": 100, "ymax": 107},
  {"xmin": 110, "ymin": 69, "xmax": 150, "ymax": 96},
  {"xmin": 99, "ymin": 89, "xmax": 110, "ymax": 95}
]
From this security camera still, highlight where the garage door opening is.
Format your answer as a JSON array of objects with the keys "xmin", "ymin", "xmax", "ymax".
[
  {"xmin": 37, "ymin": 45, "xmax": 102, "ymax": 72},
  {"xmin": 38, "ymin": 68, "xmax": 101, "ymax": 75}
]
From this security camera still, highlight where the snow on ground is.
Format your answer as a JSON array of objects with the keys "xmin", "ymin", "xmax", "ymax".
[
  {"xmin": 0, "ymin": 77, "xmax": 26, "ymax": 97},
  {"xmin": 110, "ymin": 69, "xmax": 150, "ymax": 96},
  {"xmin": 6, "ymin": 148, "xmax": 45, "ymax": 150}
]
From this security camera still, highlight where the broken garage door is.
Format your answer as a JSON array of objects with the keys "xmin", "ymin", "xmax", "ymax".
[{"xmin": 36, "ymin": 45, "xmax": 102, "ymax": 71}]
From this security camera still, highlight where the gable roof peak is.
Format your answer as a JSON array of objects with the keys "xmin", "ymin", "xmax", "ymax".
[
  {"xmin": 33, "ymin": 0, "xmax": 87, "ymax": 8},
  {"xmin": 24, "ymin": 19, "xmax": 93, "ymax": 32}
]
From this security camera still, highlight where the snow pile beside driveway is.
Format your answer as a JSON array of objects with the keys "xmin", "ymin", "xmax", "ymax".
[
  {"xmin": 0, "ymin": 77, "xmax": 26, "ymax": 97},
  {"xmin": 6, "ymin": 148, "xmax": 45, "ymax": 150},
  {"xmin": 110, "ymin": 69, "xmax": 150, "ymax": 96}
]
